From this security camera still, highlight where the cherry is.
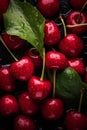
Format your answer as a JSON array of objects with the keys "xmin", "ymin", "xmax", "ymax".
[
  {"xmin": 10, "ymin": 56, "xmax": 34, "ymax": 81},
  {"xmin": 66, "ymin": 11, "xmax": 87, "ymax": 35},
  {"xmin": 25, "ymin": 48, "xmax": 42, "ymax": 70},
  {"xmin": 37, "ymin": 0, "xmax": 60, "ymax": 17},
  {"xmin": 44, "ymin": 21, "xmax": 61, "ymax": 45},
  {"xmin": 65, "ymin": 110, "xmax": 87, "ymax": 130},
  {"xmin": 0, "ymin": 95, "xmax": 19, "ymax": 117},
  {"xmin": 0, "ymin": 0, "xmax": 9, "ymax": 15},
  {"xmin": 0, "ymin": 67, "xmax": 15, "ymax": 92},
  {"xmin": 68, "ymin": 58, "xmax": 85, "ymax": 75},
  {"xmin": 18, "ymin": 91, "xmax": 39, "ymax": 115},
  {"xmin": 45, "ymin": 51, "xmax": 68, "ymax": 69},
  {"xmin": 58, "ymin": 34, "xmax": 83, "ymax": 57},
  {"xmin": 14, "ymin": 115, "xmax": 36, "ymax": 130},
  {"xmin": 3, "ymin": 33, "xmax": 25, "ymax": 50},
  {"xmin": 28, "ymin": 76, "xmax": 52, "ymax": 100},
  {"xmin": 69, "ymin": 0, "xmax": 87, "ymax": 9},
  {"xmin": 41, "ymin": 98, "xmax": 64, "ymax": 120}
]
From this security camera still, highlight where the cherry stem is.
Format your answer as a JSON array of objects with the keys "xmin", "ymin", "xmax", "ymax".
[
  {"xmin": 40, "ymin": 48, "xmax": 45, "ymax": 80},
  {"xmin": 0, "ymin": 35, "xmax": 18, "ymax": 61},
  {"xmin": 52, "ymin": 69, "xmax": 57, "ymax": 98},
  {"xmin": 78, "ymin": 88, "xmax": 85, "ymax": 113},
  {"xmin": 59, "ymin": 15, "xmax": 67, "ymax": 36},
  {"xmin": 66, "ymin": 23, "xmax": 87, "ymax": 28},
  {"xmin": 77, "ymin": 1, "xmax": 87, "ymax": 22}
]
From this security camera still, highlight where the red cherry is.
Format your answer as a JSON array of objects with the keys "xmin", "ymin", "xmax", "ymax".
[
  {"xmin": 41, "ymin": 98, "xmax": 64, "ymax": 120},
  {"xmin": 68, "ymin": 58, "xmax": 85, "ymax": 75},
  {"xmin": 28, "ymin": 76, "xmax": 52, "ymax": 100},
  {"xmin": 44, "ymin": 21, "xmax": 61, "ymax": 45},
  {"xmin": 66, "ymin": 11, "xmax": 87, "ymax": 34},
  {"xmin": 65, "ymin": 110, "xmax": 87, "ymax": 130},
  {"xmin": 10, "ymin": 57, "xmax": 34, "ymax": 81},
  {"xmin": 18, "ymin": 91, "xmax": 39, "ymax": 115},
  {"xmin": 25, "ymin": 48, "xmax": 42, "ymax": 70},
  {"xmin": 0, "ymin": 95, "xmax": 19, "ymax": 117},
  {"xmin": 58, "ymin": 34, "xmax": 83, "ymax": 57},
  {"xmin": 0, "ymin": 67, "xmax": 15, "ymax": 92},
  {"xmin": 45, "ymin": 51, "xmax": 69, "ymax": 69},
  {"xmin": 37, "ymin": 0, "xmax": 60, "ymax": 17},
  {"xmin": 3, "ymin": 33, "xmax": 25, "ymax": 50},
  {"xmin": 0, "ymin": 0, "xmax": 9, "ymax": 15},
  {"xmin": 14, "ymin": 115, "xmax": 36, "ymax": 130},
  {"xmin": 69, "ymin": 0, "xmax": 87, "ymax": 9}
]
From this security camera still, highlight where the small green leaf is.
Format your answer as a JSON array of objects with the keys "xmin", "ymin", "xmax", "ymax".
[
  {"xmin": 3, "ymin": 0, "xmax": 45, "ymax": 57},
  {"xmin": 56, "ymin": 67, "xmax": 87, "ymax": 104}
]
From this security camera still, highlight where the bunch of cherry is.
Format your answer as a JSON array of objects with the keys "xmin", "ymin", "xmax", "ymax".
[{"xmin": 0, "ymin": 0, "xmax": 87, "ymax": 130}]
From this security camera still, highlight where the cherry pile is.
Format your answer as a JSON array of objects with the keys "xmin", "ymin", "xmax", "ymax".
[{"xmin": 0, "ymin": 0, "xmax": 87, "ymax": 130}]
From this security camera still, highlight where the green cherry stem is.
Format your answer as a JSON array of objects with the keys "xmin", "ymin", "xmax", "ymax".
[
  {"xmin": 78, "ymin": 88, "xmax": 85, "ymax": 113},
  {"xmin": 78, "ymin": 1, "xmax": 87, "ymax": 22},
  {"xmin": 66, "ymin": 23, "xmax": 87, "ymax": 28},
  {"xmin": 59, "ymin": 15, "xmax": 67, "ymax": 36},
  {"xmin": 40, "ymin": 48, "xmax": 45, "ymax": 80},
  {"xmin": 52, "ymin": 69, "xmax": 57, "ymax": 98},
  {"xmin": 0, "ymin": 35, "xmax": 18, "ymax": 61}
]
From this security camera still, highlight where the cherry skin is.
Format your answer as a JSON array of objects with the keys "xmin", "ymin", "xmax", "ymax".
[
  {"xmin": 44, "ymin": 21, "xmax": 61, "ymax": 45},
  {"xmin": 25, "ymin": 48, "xmax": 42, "ymax": 70},
  {"xmin": 65, "ymin": 110, "xmax": 87, "ymax": 130},
  {"xmin": 37, "ymin": 0, "xmax": 60, "ymax": 17},
  {"xmin": 41, "ymin": 98, "xmax": 64, "ymax": 120},
  {"xmin": 14, "ymin": 115, "xmax": 36, "ymax": 130},
  {"xmin": 69, "ymin": 0, "xmax": 87, "ymax": 9},
  {"xmin": 28, "ymin": 76, "xmax": 52, "ymax": 100},
  {"xmin": 10, "ymin": 56, "xmax": 34, "ymax": 81},
  {"xmin": 3, "ymin": 33, "xmax": 25, "ymax": 50},
  {"xmin": 0, "ymin": 67, "xmax": 15, "ymax": 92},
  {"xmin": 45, "ymin": 51, "xmax": 69, "ymax": 69},
  {"xmin": 58, "ymin": 34, "xmax": 83, "ymax": 57},
  {"xmin": 0, "ymin": 95, "xmax": 19, "ymax": 117},
  {"xmin": 18, "ymin": 91, "xmax": 39, "ymax": 116},
  {"xmin": 0, "ymin": 0, "xmax": 9, "ymax": 15},
  {"xmin": 66, "ymin": 11, "xmax": 87, "ymax": 35},
  {"xmin": 68, "ymin": 58, "xmax": 85, "ymax": 75}
]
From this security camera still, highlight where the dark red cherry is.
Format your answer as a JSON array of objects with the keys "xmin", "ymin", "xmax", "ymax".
[
  {"xmin": 0, "ymin": 95, "xmax": 19, "ymax": 117},
  {"xmin": 0, "ymin": 0, "xmax": 9, "ymax": 15},
  {"xmin": 18, "ymin": 91, "xmax": 39, "ymax": 115},
  {"xmin": 41, "ymin": 98, "xmax": 64, "ymax": 120},
  {"xmin": 37, "ymin": 0, "xmax": 60, "ymax": 17},
  {"xmin": 14, "ymin": 115, "xmax": 36, "ymax": 130},
  {"xmin": 44, "ymin": 21, "xmax": 61, "ymax": 45},
  {"xmin": 3, "ymin": 33, "xmax": 25, "ymax": 50},
  {"xmin": 0, "ymin": 67, "xmax": 15, "ymax": 92},
  {"xmin": 66, "ymin": 11, "xmax": 87, "ymax": 34}
]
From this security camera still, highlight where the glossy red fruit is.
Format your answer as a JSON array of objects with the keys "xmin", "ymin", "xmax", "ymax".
[
  {"xmin": 28, "ymin": 76, "xmax": 52, "ymax": 100},
  {"xmin": 69, "ymin": 0, "xmax": 87, "ymax": 9},
  {"xmin": 65, "ymin": 110, "xmax": 87, "ymax": 130},
  {"xmin": 66, "ymin": 11, "xmax": 87, "ymax": 34},
  {"xmin": 58, "ymin": 34, "xmax": 83, "ymax": 57},
  {"xmin": 68, "ymin": 58, "xmax": 85, "ymax": 75},
  {"xmin": 37, "ymin": 0, "xmax": 60, "ymax": 17},
  {"xmin": 45, "ymin": 51, "xmax": 68, "ymax": 69},
  {"xmin": 44, "ymin": 21, "xmax": 61, "ymax": 45},
  {"xmin": 3, "ymin": 33, "xmax": 25, "ymax": 50},
  {"xmin": 10, "ymin": 57, "xmax": 34, "ymax": 81},
  {"xmin": 14, "ymin": 115, "xmax": 36, "ymax": 130},
  {"xmin": 0, "ymin": 0, "xmax": 9, "ymax": 15},
  {"xmin": 0, "ymin": 95, "xmax": 19, "ymax": 117},
  {"xmin": 0, "ymin": 67, "xmax": 15, "ymax": 92},
  {"xmin": 41, "ymin": 98, "xmax": 64, "ymax": 120},
  {"xmin": 25, "ymin": 48, "xmax": 42, "ymax": 70},
  {"xmin": 18, "ymin": 91, "xmax": 39, "ymax": 115}
]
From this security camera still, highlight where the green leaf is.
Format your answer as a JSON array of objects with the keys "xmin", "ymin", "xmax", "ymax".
[
  {"xmin": 3, "ymin": 0, "xmax": 45, "ymax": 57},
  {"xmin": 56, "ymin": 67, "xmax": 87, "ymax": 105}
]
